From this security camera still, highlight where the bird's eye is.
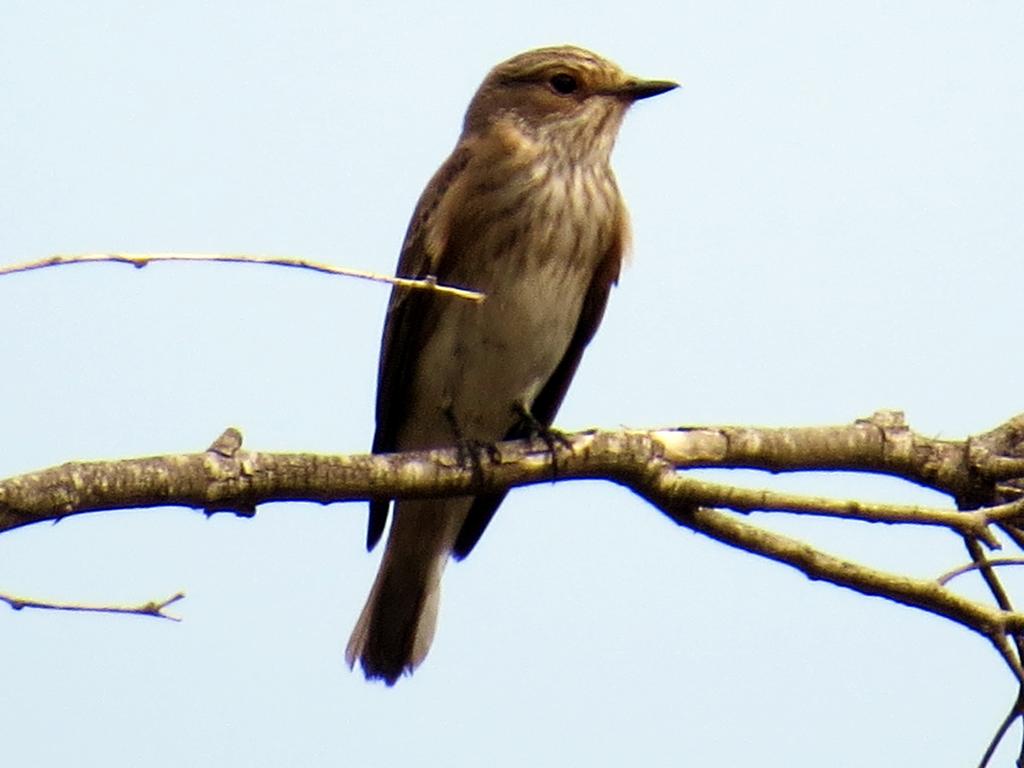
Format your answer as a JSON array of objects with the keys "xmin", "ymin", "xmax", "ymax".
[{"xmin": 549, "ymin": 73, "xmax": 579, "ymax": 94}]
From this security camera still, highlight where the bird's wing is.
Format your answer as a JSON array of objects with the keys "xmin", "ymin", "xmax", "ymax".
[
  {"xmin": 366, "ymin": 145, "xmax": 473, "ymax": 551},
  {"xmin": 452, "ymin": 218, "xmax": 626, "ymax": 560}
]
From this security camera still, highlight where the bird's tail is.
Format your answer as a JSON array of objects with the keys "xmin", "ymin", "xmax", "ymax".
[{"xmin": 345, "ymin": 500, "xmax": 457, "ymax": 685}]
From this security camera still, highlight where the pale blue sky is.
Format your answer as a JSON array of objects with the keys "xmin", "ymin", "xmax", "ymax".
[{"xmin": 2, "ymin": 2, "xmax": 1023, "ymax": 765}]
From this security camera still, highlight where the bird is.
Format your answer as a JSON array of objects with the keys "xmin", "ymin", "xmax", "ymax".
[{"xmin": 346, "ymin": 44, "xmax": 677, "ymax": 684}]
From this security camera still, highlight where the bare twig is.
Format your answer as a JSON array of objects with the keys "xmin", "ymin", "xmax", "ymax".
[
  {"xmin": 976, "ymin": 693, "xmax": 1024, "ymax": 768},
  {"xmin": 0, "ymin": 252, "xmax": 485, "ymax": 302},
  {"xmin": 939, "ymin": 557, "xmax": 1024, "ymax": 586},
  {"xmin": 637, "ymin": 483, "xmax": 1024, "ymax": 650},
  {"xmin": 0, "ymin": 590, "xmax": 185, "ymax": 620},
  {"xmin": 660, "ymin": 471, "xmax": 1000, "ymax": 545}
]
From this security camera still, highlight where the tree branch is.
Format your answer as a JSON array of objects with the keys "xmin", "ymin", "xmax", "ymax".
[{"xmin": 6, "ymin": 409, "xmax": 1024, "ymax": 758}]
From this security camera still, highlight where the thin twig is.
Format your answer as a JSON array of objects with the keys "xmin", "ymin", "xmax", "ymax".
[
  {"xmin": 939, "ymin": 557, "xmax": 1024, "ymax": 586},
  {"xmin": 662, "ymin": 472, "xmax": 1000, "ymax": 544},
  {"xmin": 956, "ymin": 536, "xmax": 1024, "ymax": 704},
  {"xmin": 976, "ymin": 693, "xmax": 1022, "ymax": 768},
  {"xmin": 0, "ymin": 252, "xmax": 485, "ymax": 302},
  {"xmin": 0, "ymin": 590, "xmax": 185, "ymax": 621},
  {"xmin": 988, "ymin": 625, "xmax": 1024, "ymax": 686}
]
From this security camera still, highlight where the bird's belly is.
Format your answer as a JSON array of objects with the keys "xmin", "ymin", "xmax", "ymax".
[{"xmin": 398, "ymin": 256, "xmax": 592, "ymax": 448}]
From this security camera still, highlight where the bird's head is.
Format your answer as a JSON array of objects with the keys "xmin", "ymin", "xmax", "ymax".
[{"xmin": 462, "ymin": 45, "xmax": 677, "ymax": 159}]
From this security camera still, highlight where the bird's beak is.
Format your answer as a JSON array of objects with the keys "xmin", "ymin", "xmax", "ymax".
[{"xmin": 614, "ymin": 78, "xmax": 679, "ymax": 101}]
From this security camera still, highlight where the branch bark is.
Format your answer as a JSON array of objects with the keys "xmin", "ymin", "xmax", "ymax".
[
  {"xmin": 5, "ymin": 409, "xmax": 1024, "ymax": 760},
  {"xmin": 2, "ymin": 410, "xmax": 1018, "ymax": 531}
]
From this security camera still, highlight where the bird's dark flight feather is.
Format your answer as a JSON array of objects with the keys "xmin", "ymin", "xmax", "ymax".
[{"xmin": 367, "ymin": 146, "xmax": 473, "ymax": 551}]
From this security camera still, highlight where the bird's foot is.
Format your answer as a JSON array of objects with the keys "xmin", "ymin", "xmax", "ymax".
[
  {"xmin": 454, "ymin": 438, "xmax": 501, "ymax": 488},
  {"xmin": 512, "ymin": 403, "xmax": 573, "ymax": 477},
  {"xmin": 444, "ymin": 404, "xmax": 500, "ymax": 486}
]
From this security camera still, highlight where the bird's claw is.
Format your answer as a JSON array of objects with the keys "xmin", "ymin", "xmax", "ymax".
[
  {"xmin": 512, "ymin": 402, "xmax": 573, "ymax": 476},
  {"xmin": 455, "ymin": 438, "xmax": 501, "ymax": 487}
]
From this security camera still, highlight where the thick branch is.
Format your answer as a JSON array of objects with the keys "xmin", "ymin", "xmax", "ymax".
[
  {"xmin": 3, "ymin": 414, "xmax": 1022, "ymax": 533},
  {"xmin": 5, "ymin": 413, "xmax": 1024, "ymax": 670}
]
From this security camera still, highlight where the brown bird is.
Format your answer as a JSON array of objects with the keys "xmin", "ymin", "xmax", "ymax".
[{"xmin": 346, "ymin": 45, "xmax": 677, "ymax": 684}]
